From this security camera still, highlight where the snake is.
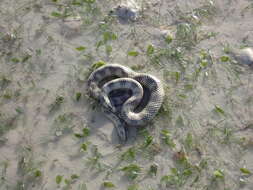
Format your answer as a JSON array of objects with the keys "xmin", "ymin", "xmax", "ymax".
[{"xmin": 87, "ymin": 64, "xmax": 164, "ymax": 141}]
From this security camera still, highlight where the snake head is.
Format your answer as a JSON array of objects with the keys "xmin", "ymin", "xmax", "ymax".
[{"xmin": 89, "ymin": 82, "xmax": 101, "ymax": 99}]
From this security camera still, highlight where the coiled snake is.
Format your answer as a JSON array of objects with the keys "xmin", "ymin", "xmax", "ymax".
[{"xmin": 87, "ymin": 64, "xmax": 164, "ymax": 141}]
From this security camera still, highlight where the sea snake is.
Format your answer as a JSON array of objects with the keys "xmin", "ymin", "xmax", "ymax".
[{"xmin": 87, "ymin": 64, "xmax": 164, "ymax": 141}]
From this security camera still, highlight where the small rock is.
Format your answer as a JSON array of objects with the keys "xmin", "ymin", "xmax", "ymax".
[
  {"xmin": 239, "ymin": 177, "xmax": 246, "ymax": 186},
  {"xmin": 232, "ymin": 48, "xmax": 253, "ymax": 65},
  {"xmin": 55, "ymin": 130, "xmax": 63, "ymax": 136},
  {"xmin": 111, "ymin": 4, "xmax": 139, "ymax": 23},
  {"xmin": 60, "ymin": 15, "xmax": 82, "ymax": 38},
  {"xmin": 115, "ymin": 6, "xmax": 138, "ymax": 21},
  {"xmin": 63, "ymin": 16, "xmax": 82, "ymax": 30}
]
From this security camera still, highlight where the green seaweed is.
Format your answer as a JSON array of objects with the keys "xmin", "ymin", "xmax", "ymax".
[
  {"xmin": 120, "ymin": 164, "xmax": 141, "ymax": 180},
  {"xmin": 128, "ymin": 51, "xmax": 139, "ymax": 57},
  {"xmin": 103, "ymin": 181, "xmax": 115, "ymax": 188}
]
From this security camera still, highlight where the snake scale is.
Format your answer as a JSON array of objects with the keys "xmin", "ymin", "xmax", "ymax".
[{"xmin": 87, "ymin": 64, "xmax": 164, "ymax": 141}]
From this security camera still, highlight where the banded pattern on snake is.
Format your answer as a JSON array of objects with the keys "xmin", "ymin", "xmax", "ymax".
[{"xmin": 87, "ymin": 64, "xmax": 164, "ymax": 141}]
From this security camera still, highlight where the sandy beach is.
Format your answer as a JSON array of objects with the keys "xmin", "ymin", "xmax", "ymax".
[{"xmin": 0, "ymin": 0, "xmax": 252, "ymax": 189}]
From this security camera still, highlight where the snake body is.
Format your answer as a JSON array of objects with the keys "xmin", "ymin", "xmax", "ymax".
[{"xmin": 87, "ymin": 64, "xmax": 164, "ymax": 141}]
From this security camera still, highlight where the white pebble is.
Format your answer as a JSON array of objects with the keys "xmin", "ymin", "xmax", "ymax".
[{"xmin": 234, "ymin": 48, "xmax": 253, "ymax": 65}]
